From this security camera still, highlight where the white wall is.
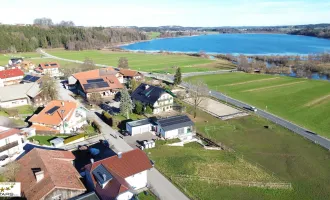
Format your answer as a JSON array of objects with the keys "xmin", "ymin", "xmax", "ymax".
[
  {"xmin": 68, "ymin": 76, "xmax": 77, "ymax": 85},
  {"xmin": 158, "ymin": 126, "xmax": 192, "ymax": 139},
  {"xmin": 116, "ymin": 191, "xmax": 134, "ymax": 200},
  {"xmin": 0, "ymin": 98, "xmax": 29, "ymax": 108},
  {"xmin": 125, "ymin": 170, "xmax": 148, "ymax": 190},
  {"xmin": 129, "ymin": 124, "xmax": 151, "ymax": 136},
  {"xmin": 0, "ymin": 133, "xmax": 23, "ymax": 158}
]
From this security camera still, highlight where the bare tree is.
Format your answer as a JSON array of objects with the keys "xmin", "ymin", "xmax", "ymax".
[
  {"xmin": 58, "ymin": 20, "xmax": 75, "ymax": 27},
  {"xmin": 33, "ymin": 18, "xmax": 54, "ymax": 26},
  {"xmin": 89, "ymin": 93, "xmax": 102, "ymax": 106},
  {"xmin": 186, "ymin": 80, "xmax": 209, "ymax": 118},
  {"xmin": 2, "ymin": 161, "xmax": 20, "ymax": 181},
  {"xmin": 40, "ymin": 75, "xmax": 58, "ymax": 101},
  {"xmin": 118, "ymin": 57, "xmax": 129, "ymax": 69},
  {"xmin": 81, "ymin": 58, "xmax": 97, "ymax": 71},
  {"xmin": 238, "ymin": 55, "xmax": 250, "ymax": 72}
]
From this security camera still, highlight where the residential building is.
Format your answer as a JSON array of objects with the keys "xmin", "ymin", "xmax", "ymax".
[
  {"xmin": 28, "ymin": 100, "xmax": 87, "ymax": 133},
  {"xmin": 35, "ymin": 62, "xmax": 62, "ymax": 77},
  {"xmin": 16, "ymin": 148, "xmax": 86, "ymax": 200},
  {"xmin": 8, "ymin": 58, "xmax": 23, "ymax": 67},
  {"xmin": 69, "ymin": 192, "xmax": 100, "ymax": 200},
  {"xmin": 68, "ymin": 67, "xmax": 124, "ymax": 88},
  {"xmin": 0, "ymin": 68, "xmax": 25, "ymax": 87},
  {"xmin": 21, "ymin": 74, "xmax": 42, "ymax": 83},
  {"xmin": 131, "ymin": 83, "xmax": 174, "ymax": 114},
  {"xmin": 0, "ymin": 82, "xmax": 44, "ymax": 108},
  {"xmin": 84, "ymin": 149, "xmax": 153, "ymax": 200},
  {"xmin": 126, "ymin": 115, "xmax": 195, "ymax": 140},
  {"xmin": 119, "ymin": 69, "xmax": 144, "ymax": 82},
  {"xmin": 0, "ymin": 126, "xmax": 24, "ymax": 166},
  {"xmin": 20, "ymin": 61, "xmax": 35, "ymax": 71}
]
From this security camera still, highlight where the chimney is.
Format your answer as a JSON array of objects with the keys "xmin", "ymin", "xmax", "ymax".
[
  {"xmin": 61, "ymin": 101, "xmax": 64, "ymax": 107},
  {"xmin": 35, "ymin": 170, "xmax": 44, "ymax": 183},
  {"xmin": 145, "ymin": 85, "xmax": 149, "ymax": 90},
  {"xmin": 90, "ymin": 158, "xmax": 94, "ymax": 164},
  {"xmin": 117, "ymin": 152, "xmax": 122, "ymax": 159}
]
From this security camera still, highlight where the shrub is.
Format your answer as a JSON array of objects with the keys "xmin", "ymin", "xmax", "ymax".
[
  {"xmin": 145, "ymin": 106, "xmax": 153, "ymax": 114},
  {"xmin": 134, "ymin": 101, "xmax": 143, "ymax": 115},
  {"xmin": 92, "ymin": 120, "xmax": 101, "ymax": 133},
  {"xmin": 64, "ymin": 134, "xmax": 85, "ymax": 144},
  {"xmin": 102, "ymin": 111, "xmax": 113, "ymax": 126}
]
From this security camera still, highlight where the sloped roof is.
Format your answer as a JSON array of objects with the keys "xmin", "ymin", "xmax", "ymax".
[
  {"xmin": 85, "ymin": 149, "xmax": 152, "ymax": 199},
  {"xmin": 72, "ymin": 67, "xmax": 116, "ymax": 80},
  {"xmin": 157, "ymin": 115, "xmax": 194, "ymax": 131},
  {"xmin": 39, "ymin": 62, "xmax": 60, "ymax": 69},
  {"xmin": 131, "ymin": 83, "xmax": 167, "ymax": 105},
  {"xmin": 0, "ymin": 83, "xmax": 40, "ymax": 102},
  {"xmin": 0, "ymin": 126, "xmax": 21, "ymax": 140},
  {"xmin": 119, "ymin": 69, "xmax": 139, "ymax": 77},
  {"xmin": 79, "ymin": 75, "xmax": 123, "ymax": 93},
  {"xmin": 0, "ymin": 68, "xmax": 24, "ymax": 79},
  {"xmin": 16, "ymin": 148, "xmax": 86, "ymax": 200},
  {"xmin": 29, "ymin": 100, "xmax": 77, "ymax": 126}
]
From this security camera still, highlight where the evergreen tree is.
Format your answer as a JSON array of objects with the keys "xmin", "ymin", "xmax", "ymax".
[
  {"xmin": 134, "ymin": 101, "xmax": 143, "ymax": 115},
  {"xmin": 120, "ymin": 88, "xmax": 134, "ymax": 119},
  {"xmin": 173, "ymin": 67, "xmax": 182, "ymax": 85}
]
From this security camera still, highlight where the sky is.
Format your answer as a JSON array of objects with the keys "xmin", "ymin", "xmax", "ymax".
[{"xmin": 0, "ymin": 0, "xmax": 330, "ymax": 27}]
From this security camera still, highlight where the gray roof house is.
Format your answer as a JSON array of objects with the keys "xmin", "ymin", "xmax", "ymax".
[{"xmin": 0, "ymin": 83, "xmax": 42, "ymax": 108}]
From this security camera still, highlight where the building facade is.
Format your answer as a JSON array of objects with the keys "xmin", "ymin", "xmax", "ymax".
[{"xmin": 0, "ymin": 127, "xmax": 24, "ymax": 166}]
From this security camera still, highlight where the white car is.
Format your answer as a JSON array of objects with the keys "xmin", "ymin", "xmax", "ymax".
[{"xmin": 251, "ymin": 106, "xmax": 257, "ymax": 112}]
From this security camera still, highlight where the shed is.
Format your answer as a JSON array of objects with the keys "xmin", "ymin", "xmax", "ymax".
[
  {"xmin": 50, "ymin": 137, "xmax": 65, "ymax": 147},
  {"xmin": 126, "ymin": 118, "xmax": 152, "ymax": 136}
]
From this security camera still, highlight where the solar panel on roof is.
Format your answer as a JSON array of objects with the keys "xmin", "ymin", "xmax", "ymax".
[
  {"xmin": 45, "ymin": 106, "xmax": 60, "ymax": 115},
  {"xmin": 87, "ymin": 78, "xmax": 104, "ymax": 83},
  {"xmin": 160, "ymin": 116, "xmax": 191, "ymax": 127},
  {"xmin": 30, "ymin": 76, "xmax": 40, "ymax": 82},
  {"xmin": 50, "ymin": 63, "xmax": 57, "ymax": 66},
  {"xmin": 84, "ymin": 82, "xmax": 109, "ymax": 90},
  {"xmin": 23, "ymin": 75, "xmax": 33, "ymax": 81}
]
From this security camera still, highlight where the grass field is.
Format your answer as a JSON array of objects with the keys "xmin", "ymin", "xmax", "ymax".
[
  {"xmin": 28, "ymin": 135, "xmax": 70, "ymax": 146},
  {"xmin": 185, "ymin": 73, "xmax": 330, "ymax": 138},
  {"xmin": 160, "ymin": 104, "xmax": 330, "ymax": 200},
  {"xmin": 46, "ymin": 49, "xmax": 235, "ymax": 73},
  {"xmin": 148, "ymin": 32, "xmax": 161, "ymax": 39},
  {"xmin": 0, "ymin": 52, "xmax": 41, "ymax": 66}
]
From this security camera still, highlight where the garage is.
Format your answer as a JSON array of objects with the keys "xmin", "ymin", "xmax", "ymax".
[{"xmin": 126, "ymin": 119, "xmax": 151, "ymax": 136}]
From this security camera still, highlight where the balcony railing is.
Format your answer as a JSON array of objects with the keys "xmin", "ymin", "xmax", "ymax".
[
  {"xmin": 0, "ymin": 141, "xmax": 19, "ymax": 153},
  {"xmin": 157, "ymin": 98, "xmax": 172, "ymax": 103}
]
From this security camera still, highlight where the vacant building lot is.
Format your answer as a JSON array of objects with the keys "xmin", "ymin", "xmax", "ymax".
[
  {"xmin": 185, "ymin": 97, "xmax": 248, "ymax": 120},
  {"xmin": 46, "ymin": 49, "xmax": 235, "ymax": 73},
  {"xmin": 185, "ymin": 73, "xmax": 330, "ymax": 138}
]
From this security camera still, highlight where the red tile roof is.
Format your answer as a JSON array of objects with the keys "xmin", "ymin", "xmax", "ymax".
[
  {"xmin": 29, "ymin": 100, "xmax": 77, "ymax": 126},
  {"xmin": 119, "ymin": 69, "xmax": 140, "ymax": 77},
  {"xmin": 85, "ymin": 149, "xmax": 152, "ymax": 199},
  {"xmin": 72, "ymin": 67, "xmax": 115, "ymax": 80},
  {"xmin": 0, "ymin": 68, "xmax": 24, "ymax": 79},
  {"xmin": 39, "ymin": 62, "xmax": 60, "ymax": 69},
  {"xmin": 0, "ymin": 127, "xmax": 21, "ymax": 140},
  {"xmin": 79, "ymin": 75, "xmax": 123, "ymax": 93},
  {"xmin": 16, "ymin": 148, "xmax": 86, "ymax": 200}
]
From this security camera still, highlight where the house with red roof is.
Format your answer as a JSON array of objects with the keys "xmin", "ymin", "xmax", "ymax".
[
  {"xmin": 0, "ymin": 126, "xmax": 24, "ymax": 166},
  {"xmin": 34, "ymin": 62, "xmax": 62, "ymax": 77},
  {"xmin": 16, "ymin": 148, "xmax": 86, "ymax": 200},
  {"xmin": 0, "ymin": 68, "xmax": 24, "ymax": 87},
  {"xmin": 84, "ymin": 149, "xmax": 153, "ymax": 200}
]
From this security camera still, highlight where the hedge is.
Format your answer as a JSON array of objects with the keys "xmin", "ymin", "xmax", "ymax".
[
  {"xmin": 102, "ymin": 111, "xmax": 113, "ymax": 127},
  {"xmin": 64, "ymin": 134, "xmax": 85, "ymax": 144}
]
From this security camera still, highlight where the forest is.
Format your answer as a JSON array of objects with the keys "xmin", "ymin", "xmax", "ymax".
[
  {"xmin": 289, "ymin": 28, "xmax": 330, "ymax": 39},
  {"xmin": 0, "ymin": 25, "xmax": 147, "ymax": 53}
]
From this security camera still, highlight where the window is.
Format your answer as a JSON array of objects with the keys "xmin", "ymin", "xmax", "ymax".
[
  {"xmin": 52, "ymin": 194, "xmax": 62, "ymax": 200},
  {"xmin": 5, "ymin": 138, "xmax": 10, "ymax": 144}
]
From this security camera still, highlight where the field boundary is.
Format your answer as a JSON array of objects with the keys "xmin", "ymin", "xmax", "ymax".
[
  {"xmin": 304, "ymin": 94, "xmax": 330, "ymax": 107},
  {"xmin": 243, "ymin": 80, "xmax": 306, "ymax": 92},
  {"xmin": 172, "ymin": 174, "xmax": 292, "ymax": 190},
  {"xmin": 225, "ymin": 77, "xmax": 280, "ymax": 86}
]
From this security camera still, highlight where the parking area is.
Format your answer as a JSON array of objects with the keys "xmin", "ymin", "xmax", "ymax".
[
  {"xmin": 124, "ymin": 132, "xmax": 158, "ymax": 149},
  {"xmin": 185, "ymin": 97, "xmax": 249, "ymax": 120}
]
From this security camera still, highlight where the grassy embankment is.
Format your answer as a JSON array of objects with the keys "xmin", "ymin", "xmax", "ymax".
[{"xmin": 186, "ymin": 72, "xmax": 330, "ymax": 139}]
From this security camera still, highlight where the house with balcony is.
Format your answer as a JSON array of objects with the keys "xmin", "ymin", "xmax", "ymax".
[
  {"xmin": 131, "ymin": 83, "xmax": 174, "ymax": 114},
  {"xmin": 0, "ymin": 126, "xmax": 24, "ymax": 166},
  {"xmin": 0, "ymin": 68, "xmax": 25, "ymax": 87},
  {"xmin": 28, "ymin": 100, "xmax": 87, "ymax": 134},
  {"xmin": 84, "ymin": 149, "xmax": 153, "ymax": 200},
  {"xmin": 126, "ymin": 115, "xmax": 195, "ymax": 141},
  {"xmin": 34, "ymin": 62, "xmax": 62, "ymax": 77}
]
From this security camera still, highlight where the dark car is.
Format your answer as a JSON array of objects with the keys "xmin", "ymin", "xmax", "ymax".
[{"xmin": 0, "ymin": 155, "xmax": 9, "ymax": 161}]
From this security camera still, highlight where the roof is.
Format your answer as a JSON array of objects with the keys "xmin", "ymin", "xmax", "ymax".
[
  {"xmin": 0, "ymin": 68, "xmax": 24, "ymax": 79},
  {"xmin": 72, "ymin": 67, "xmax": 116, "ymax": 80},
  {"xmin": 38, "ymin": 62, "xmax": 60, "ymax": 69},
  {"xmin": 85, "ymin": 149, "xmax": 152, "ymax": 199},
  {"xmin": 21, "ymin": 74, "xmax": 41, "ymax": 83},
  {"xmin": 157, "ymin": 115, "xmax": 194, "ymax": 132},
  {"xmin": 79, "ymin": 75, "xmax": 123, "ymax": 93},
  {"xmin": 50, "ymin": 137, "xmax": 65, "ymax": 145},
  {"xmin": 131, "ymin": 83, "xmax": 167, "ymax": 105},
  {"xmin": 127, "ymin": 118, "xmax": 151, "ymax": 127},
  {"xmin": 16, "ymin": 148, "xmax": 86, "ymax": 200},
  {"xmin": 29, "ymin": 100, "xmax": 78, "ymax": 126},
  {"xmin": 69, "ymin": 192, "xmax": 100, "ymax": 200},
  {"xmin": 0, "ymin": 126, "xmax": 21, "ymax": 140},
  {"xmin": 0, "ymin": 82, "xmax": 41, "ymax": 102},
  {"xmin": 30, "ymin": 124, "xmax": 59, "ymax": 133},
  {"xmin": 119, "ymin": 69, "xmax": 140, "ymax": 77}
]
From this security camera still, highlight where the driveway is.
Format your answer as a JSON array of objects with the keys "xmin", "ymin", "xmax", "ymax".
[{"xmin": 124, "ymin": 132, "xmax": 158, "ymax": 149}]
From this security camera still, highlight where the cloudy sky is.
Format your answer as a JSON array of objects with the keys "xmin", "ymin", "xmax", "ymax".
[{"xmin": 1, "ymin": 0, "xmax": 330, "ymax": 27}]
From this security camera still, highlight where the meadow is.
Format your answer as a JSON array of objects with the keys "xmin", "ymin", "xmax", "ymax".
[
  {"xmin": 46, "ymin": 49, "xmax": 235, "ymax": 73},
  {"xmin": 185, "ymin": 73, "xmax": 330, "ymax": 138}
]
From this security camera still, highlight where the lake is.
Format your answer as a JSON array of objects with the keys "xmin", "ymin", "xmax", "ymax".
[{"xmin": 121, "ymin": 34, "xmax": 330, "ymax": 55}]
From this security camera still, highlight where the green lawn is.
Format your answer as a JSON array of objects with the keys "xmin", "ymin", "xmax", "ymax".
[
  {"xmin": 0, "ymin": 52, "xmax": 41, "ymax": 66},
  {"xmin": 171, "ymin": 104, "xmax": 330, "ymax": 200},
  {"xmin": 45, "ymin": 49, "xmax": 235, "ymax": 74},
  {"xmin": 185, "ymin": 73, "xmax": 330, "ymax": 138},
  {"xmin": 148, "ymin": 32, "xmax": 161, "ymax": 39},
  {"xmin": 28, "ymin": 135, "xmax": 70, "ymax": 146},
  {"xmin": 137, "ymin": 191, "xmax": 158, "ymax": 200}
]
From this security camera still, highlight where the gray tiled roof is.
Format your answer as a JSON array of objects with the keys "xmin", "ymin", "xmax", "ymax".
[
  {"xmin": 69, "ymin": 192, "xmax": 100, "ymax": 200},
  {"xmin": 0, "ymin": 83, "xmax": 38, "ymax": 102},
  {"xmin": 131, "ymin": 83, "xmax": 166, "ymax": 105}
]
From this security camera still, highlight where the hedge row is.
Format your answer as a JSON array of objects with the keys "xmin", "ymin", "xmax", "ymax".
[{"xmin": 64, "ymin": 134, "xmax": 85, "ymax": 144}]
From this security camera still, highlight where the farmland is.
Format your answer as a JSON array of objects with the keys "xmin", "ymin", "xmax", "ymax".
[
  {"xmin": 185, "ymin": 73, "xmax": 330, "ymax": 138},
  {"xmin": 148, "ymin": 103, "xmax": 330, "ymax": 200},
  {"xmin": 45, "ymin": 49, "xmax": 235, "ymax": 73}
]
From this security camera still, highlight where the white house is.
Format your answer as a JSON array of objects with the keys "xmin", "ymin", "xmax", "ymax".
[
  {"xmin": 28, "ymin": 100, "xmax": 87, "ymax": 133},
  {"xmin": 0, "ymin": 68, "xmax": 25, "ymax": 87},
  {"xmin": 126, "ymin": 115, "xmax": 195, "ymax": 141},
  {"xmin": 0, "ymin": 126, "xmax": 24, "ymax": 166},
  {"xmin": 131, "ymin": 83, "xmax": 174, "ymax": 114},
  {"xmin": 35, "ymin": 62, "xmax": 62, "ymax": 77},
  {"xmin": 84, "ymin": 149, "xmax": 153, "ymax": 200}
]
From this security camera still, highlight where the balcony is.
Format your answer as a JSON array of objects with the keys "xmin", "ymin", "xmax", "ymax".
[{"xmin": 0, "ymin": 141, "xmax": 19, "ymax": 153}]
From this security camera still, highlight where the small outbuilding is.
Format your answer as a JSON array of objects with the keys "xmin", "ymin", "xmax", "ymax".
[
  {"xmin": 50, "ymin": 137, "xmax": 65, "ymax": 147},
  {"xmin": 126, "ymin": 118, "xmax": 153, "ymax": 136}
]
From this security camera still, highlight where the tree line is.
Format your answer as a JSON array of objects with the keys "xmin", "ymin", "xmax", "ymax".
[
  {"xmin": 290, "ymin": 28, "xmax": 330, "ymax": 39},
  {"xmin": 0, "ymin": 24, "xmax": 147, "ymax": 53}
]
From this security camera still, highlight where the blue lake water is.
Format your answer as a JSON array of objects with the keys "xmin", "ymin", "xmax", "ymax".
[{"xmin": 122, "ymin": 34, "xmax": 330, "ymax": 55}]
